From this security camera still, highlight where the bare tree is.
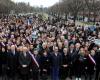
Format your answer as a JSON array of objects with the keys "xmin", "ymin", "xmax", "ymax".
[
  {"xmin": 67, "ymin": 0, "xmax": 84, "ymax": 22},
  {"xmin": 0, "ymin": 0, "xmax": 35, "ymax": 15},
  {"xmin": 85, "ymin": 0, "xmax": 100, "ymax": 23}
]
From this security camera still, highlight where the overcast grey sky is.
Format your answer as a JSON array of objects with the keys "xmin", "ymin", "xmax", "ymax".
[{"xmin": 12, "ymin": 0, "xmax": 59, "ymax": 7}]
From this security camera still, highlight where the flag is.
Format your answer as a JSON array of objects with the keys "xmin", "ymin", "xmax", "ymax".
[
  {"xmin": 88, "ymin": 54, "xmax": 96, "ymax": 65},
  {"xmin": 26, "ymin": 37, "xmax": 32, "ymax": 44},
  {"xmin": 28, "ymin": 51, "xmax": 39, "ymax": 68}
]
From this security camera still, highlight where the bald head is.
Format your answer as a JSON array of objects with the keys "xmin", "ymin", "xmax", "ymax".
[
  {"xmin": 11, "ymin": 45, "xmax": 16, "ymax": 51},
  {"xmin": 42, "ymin": 42, "xmax": 47, "ymax": 49},
  {"xmin": 23, "ymin": 47, "xmax": 28, "ymax": 53},
  {"xmin": 75, "ymin": 43, "xmax": 81, "ymax": 49}
]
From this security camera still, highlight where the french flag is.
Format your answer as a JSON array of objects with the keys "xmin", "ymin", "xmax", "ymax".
[
  {"xmin": 28, "ymin": 51, "xmax": 39, "ymax": 68},
  {"xmin": 88, "ymin": 54, "xmax": 96, "ymax": 65}
]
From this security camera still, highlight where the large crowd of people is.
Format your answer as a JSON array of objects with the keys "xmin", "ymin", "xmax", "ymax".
[{"xmin": 0, "ymin": 14, "xmax": 100, "ymax": 80}]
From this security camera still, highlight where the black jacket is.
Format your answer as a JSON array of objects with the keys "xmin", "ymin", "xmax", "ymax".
[
  {"xmin": 18, "ymin": 52, "xmax": 31, "ymax": 67},
  {"xmin": 18, "ymin": 52, "xmax": 32, "ymax": 75},
  {"xmin": 40, "ymin": 54, "xmax": 51, "ymax": 71},
  {"xmin": 7, "ymin": 51, "xmax": 19, "ymax": 70},
  {"xmin": 95, "ymin": 50, "xmax": 100, "ymax": 68},
  {"xmin": 50, "ymin": 52, "xmax": 62, "ymax": 68},
  {"xmin": 61, "ymin": 53, "xmax": 70, "ymax": 66}
]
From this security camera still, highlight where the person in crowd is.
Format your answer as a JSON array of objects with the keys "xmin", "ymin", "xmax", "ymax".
[
  {"xmin": 0, "ymin": 46, "xmax": 2, "ymax": 77},
  {"xmin": 50, "ymin": 46, "xmax": 62, "ymax": 80},
  {"xmin": 60, "ymin": 48, "xmax": 70, "ymax": 80},
  {"xmin": 18, "ymin": 47, "xmax": 31, "ymax": 80},
  {"xmin": 85, "ymin": 49, "xmax": 96, "ymax": 80},
  {"xmin": 75, "ymin": 47, "xmax": 85, "ymax": 80},
  {"xmin": 95, "ymin": 48, "xmax": 100, "ymax": 80},
  {"xmin": 6, "ymin": 45, "xmax": 18, "ymax": 80},
  {"xmin": 1, "ymin": 47, "xmax": 7, "ymax": 80},
  {"xmin": 74, "ymin": 43, "xmax": 81, "ymax": 80},
  {"xmin": 40, "ymin": 50, "xmax": 51, "ymax": 80},
  {"xmin": 31, "ymin": 49, "xmax": 40, "ymax": 80},
  {"xmin": 68, "ymin": 43, "xmax": 75, "ymax": 79}
]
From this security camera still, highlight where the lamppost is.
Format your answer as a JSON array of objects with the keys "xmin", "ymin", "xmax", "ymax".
[
  {"xmin": 40, "ymin": 5, "xmax": 43, "ymax": 15},
  {"xmin": 58, "ymin": 0, "xmax": 61, "ymax": 19}
]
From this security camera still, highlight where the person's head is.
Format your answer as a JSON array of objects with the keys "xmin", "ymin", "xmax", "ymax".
[
  {"xmin": 98, "ymin": 34, "xmax": 100, "ymax": 39},
  {"xmin": 93, "ymin": 31, "xmax": 96, "ymax": 35},
  {"xmin": 57, "ymin": 38, "xmax": 61, "ymax": 43},
  {"xmin": 11, "ymin": 32, "xmax": 14, "ymax": 35},
  {"xmin": 22, "ymin": 46, "xmax": 28, "ymax": 53},
  {"xmin": 72, "ymin": 37, "xmax": 76, "ymax": 41},
  {"xmin": 30, "ymin": 44, "xmax": 34, "ymax": 50},
  {"xmin": 90, "ymin": 50, "xmax": 95, "ymax": 56},
  {"xmin": 11, "ymin": 35, "xmax": 14, "ymax": 39},
  {"xmin": 70, "ymin": 44, "xmax": 74, "ymax": 49},
  {"xmin": 68, "ymin": 35, "xmax": 71, "ymax": 40},
  {"xmin": 42, "ymin": 42, "xmax": 47, "ymax": 49},
  {"xmin": 63, "ymin": 48, "xmax": 68, "ymax": 55},
  {"xmin": 84, "ymin": 46, "xmax": 88, "ymax": 51},
  {"xmin": 75, "ymin": 43, "xmax": 81, "ymax": 49},
  {"xmin": 34, "ymin": 49, "xmax": 38, "ymax": 55},
  {"xmin": 11, "ymin": 45, "xmax": 16, "ymax": 51},
  {"xmin": 53, "ymin": 42, "xmax": 57, "ymax": 46},
  {"xmin": 80, "ymin": 47, "xmax": 84, "ymax": 53},
  {"xmin": 36, "ymin": 40, "xmax": 40, "ymax": 44},
  {"xmin": 47, "ymin": 42, "xmax": 51, "ymax": 48},
  {"xmin": 12, "ymin": 38, "xmax": 16, "ymax": 43},
  {"xmin": 85, "ymin": 42, "xmax": 89, "ymax": 47},
  {"xmin": 16, "ymin": 40, "xmax": 20, "ymax": 45},
  {"xmin": 54, "ymin": 46, "xmax": 59, "ymax": 53},
  {"xmin": 82, "ymin": 41, "xmax": 85, "ymax": 46},
  {"xmin": 3, "ymin": 38, "xmax": 7, "ymax": 43},
  {"xmin": 58, "ymin": 42, "xmax": 63, "ymax": 49},
  {"xmin": 93, "ymin": 46, "xmax": 98, "ymax": 51},
  {"xmin": 7, "ymin": 45, "xmax": 11, "ymax": 51},
  {"xmin": 2, "ymin": 47, "xmax": 5, "ymax": 52},
  {"xmin": 22, "ymin": 39, "xmax": 26, "ymax": 44},
  {"xmin": 60, "ymin": 35, "xmax": 65, "ymax": 41},
  {"xmin": 64, "ymin": 40, "xmax": 68, "ymax": 47}
]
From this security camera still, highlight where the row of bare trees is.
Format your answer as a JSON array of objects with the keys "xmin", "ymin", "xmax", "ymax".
[
  {"xmin": 0, "ymin": 0, "xmax": 35, "ymax": 15},
  {"xmin": 48, "ymin": 0, "xmax": 100, "ymax": 23}
]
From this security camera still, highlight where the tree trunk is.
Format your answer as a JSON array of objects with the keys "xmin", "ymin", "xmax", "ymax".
[
  {"xmin": 88, "ymin": 11, "xmax": 91, "ymax": 22},
  {"xmin": 65, "ymin": 14, "xmax": 67, "ymax": 21},
  {"xmin": 83, "ymin": 8, "xmax": 85, "ymax": 22},
  {"xmin": 74, "ymin": 15, "xmax": 77, "ymax": 23},
  {"xmin": 93, "ymin": 11, "xmax": 96, "ymax": 25}
]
